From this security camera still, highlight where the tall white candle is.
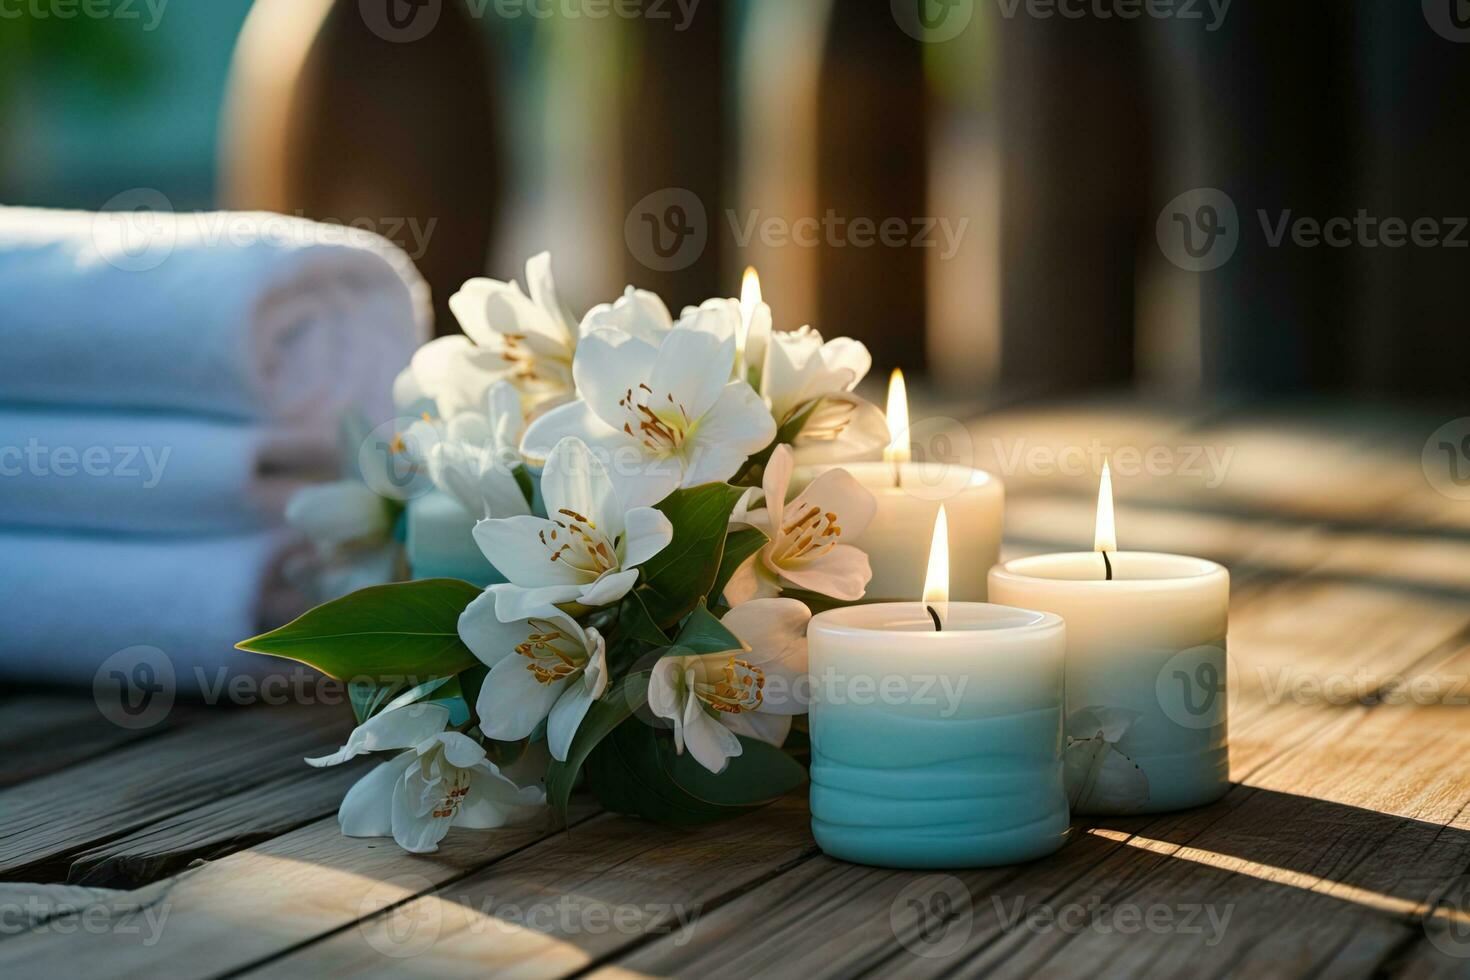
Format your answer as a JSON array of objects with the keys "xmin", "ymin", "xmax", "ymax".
[{"xmin": 987, "ymin": 467, "xmax": 1229, "ymax": 814}]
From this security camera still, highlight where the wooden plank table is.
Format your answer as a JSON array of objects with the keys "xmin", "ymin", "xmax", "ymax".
[{"xmin": 2, "ymin": 400, "xmax": 1468, "ymax": 979}]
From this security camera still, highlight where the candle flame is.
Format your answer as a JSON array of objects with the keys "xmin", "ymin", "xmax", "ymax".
[
  {"xmin": 1094, "ymin": 460, "xmax": 1117, "ymax": 553},
  {"xmin": 923, "ymin": 505, "xmax": 950, "ymax": 604},
  {"xmin": 739, "ymin": 266, "xmax": 761, "ymax": 333},
  {"xmin": 884, "ymin": 368, "xmax": 910, "ymax": 465}
]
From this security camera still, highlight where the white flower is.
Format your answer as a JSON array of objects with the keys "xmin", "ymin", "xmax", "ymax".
[
  {"xmin": 406, "ymin": 380, "xmax": 530, "ymax": 519},
  {"xmin": 648, "ymin": 599, "xmax": 811, "ymax": 774},
  {"xmin": 285, "ymin": 480, "xmax": 401, "ymax": 600},
  {"xmin": 287, "ymin": 480, "xmax": 393, "ymax": 551},
  {"xmin": 1063, "ymin": 706, "xmax": 1150, "ymax": 814},
  {"xmin": 471, "ymin": 436, "xmax": 673, "ymax": 620},
  {"xmin": 457, "ymin": 604, "xmax": 608, "ymax": 761},
  {"xmin": 306, "ymin": 703, "xmax": 545, "ymax": 854},
  {"xmin": 581, "ymin": 286, "xmax": 674, "ymax": 347},
  {"xmin": 724, "ymin": 444, "xmax": 875, "ymax": 604},
  {"xmin": 409, "ymin": 253, "xmax": 576, "ymax": 418},
  {"xmin": 760, "ymin": 326, "xmax": 888, "ymax": 463},
  {"xmin": 521, "ymin": 300, "xmax": 776, "ymax": 507}
]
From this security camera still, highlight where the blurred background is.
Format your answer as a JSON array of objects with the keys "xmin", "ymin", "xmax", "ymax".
[{"xmin": 4, "ymin": 0, "xmax": 1467, "ymax": 405}]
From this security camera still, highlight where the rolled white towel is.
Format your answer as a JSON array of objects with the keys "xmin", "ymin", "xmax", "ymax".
[
  {"xmin": 0, "ymin": 207, "xmax": 432, "ymax": 423},
  {"xmin": 0, "ymin": 409, "xmax": 337, "ymax": 535},
  {"xmin": 0, "ymin": 530, "xmax": 308, "ymax": 690}
]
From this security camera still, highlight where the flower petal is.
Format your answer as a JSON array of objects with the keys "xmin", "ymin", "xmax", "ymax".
[
  {"xmin": 410, "ymin": 335, "xmax": 508, "ymax": 419},
  {"xmin": 580, "ymin": 286, "xmax": 674, "ymax": 346},
  {"xmin": 338, "ymin": 752, "xmax": 415, "ymax": 838},
  {"xmin": 572, "ymin": 328, "xmax": 661, "ymax": 431},
  {"xmin": 761, "ymin": 443, "xmax": 795, "ymax": 532},
  {"xmin": 721, "ymin": 598, "xmax": 810, "ymax": 671},
  {"xmin": 306, "ymin": 703, "xmax": 451, "ymax": 768},
  {"xmin": 473, "ymin": 516, "xmax": 586, "ymax": 588},
  {"xmin": 434, "ymin": 731, "xmax": 489, "ymax": 769},
  {"xmin": 478, "ymin": 652, "xmax": 571, "ymax": 742},
  {"xmin": 720, "ymin": 710, "xmax": 791, "ymax": 747},
  {"xmin": 491, "ymin": 582, "xmax": 585, "ymax": 622},
  {"xmin": 541, "ymin": 437, "xmax": 621, "ymax": 540},
  {"xmin": 621, "ymin": 506, "xmax": 674, "ymax": 568},
  {"xmin": 681, "ymin": 383, "xmax": 777, "ymax": 487},
  {"xmin": 285, "ymin": 481, "xmax": 390, "ymax": 549},
  {"xmin": 576, "ymin": 568, "xmax": 639, "ymax": 609},
  {"xmin": 457, "ymin": 763, "xmax": 547, "ymax": 828},
  {"xmin": 525, "ymin": 251, "xmax": 575, "ymax": 336},
  {"xmin": 777, "ymin": 544, "xmax": 872, "ymax": 602},
  {"xmin": 391, "ymin": 773, "xmax": 455, "ymax": 854},
  {"xmin": 791, "ymin": 393, "xmax": 889, "ymax": 465},
  {"xmin": 519, "ymin": 394, "xmax": 630, "ymax": 466},
  {"xmin": 791, "ymin": 465, "xmax": 878, "ymax": 539},
  {"xmin": 682, "ymin": 694, "xmax": 743, "ymax": 774},
  {"xmin": 649, "ymin": 322, "xmax": 735, "ymax": 423}
]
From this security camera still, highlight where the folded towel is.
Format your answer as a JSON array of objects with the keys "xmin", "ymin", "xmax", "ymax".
[
  {"xmin": 0, "ymin": 530, "xmax": 308, "ymax": 690},
  {"xmin": 0, "ymin": 409, "xmax": 338, "ymax": 535},
  {"xmin": 0, "ymin": 208, "xmax": 431, "ymax": 423}
]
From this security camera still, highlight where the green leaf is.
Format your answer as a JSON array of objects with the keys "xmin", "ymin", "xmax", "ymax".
[
  {"xmin": 237, "ymin": 579, "xmax": 483, "ymax": 682},
  {"xmin": 672, "ymin": 600, "xmax": 741, "ymax": 655},
  {"xmin": 381, "ymin": 675, "xmax": 457, "ymax": 715},
  {"xmin": 618, "ymin": 591, "xmax": 672, "ymax": 648},
  {"xmin": 638, "ymin": 484, "xmax": 748, "ymax": 628},
  {"xmin": 458, "ymin": 663, "xmax": 490, "ymax": 718},
  {"xmin": 586, "ymin": 720, "xmax": 806, "ymax": 825},
  {"xmin": 348, "ymin": 678, "xmax": 407, "ymax": 724},
  {"xmin": 544, "ymin": 672, "xmax": 650, "ymax": 820},
  {"xmin": 512, "ymin": 463, "xmax": 536, "ymax": 510},
  {"xmin": 710, "ymin": 526, "xmax": 768, "ymax": 605}
]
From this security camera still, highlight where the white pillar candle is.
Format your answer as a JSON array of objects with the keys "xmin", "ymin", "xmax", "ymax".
[
  {"xmin": 791, "ymin": 371, "xmax": 1003, "ymax": 600},
  {"xmin": 807, "ymin": 510, "xmax": 1068, "ymax": 867},
  {"xmin": 987, "ymin": 467, "xmax": 1229, "ymax": 814}
]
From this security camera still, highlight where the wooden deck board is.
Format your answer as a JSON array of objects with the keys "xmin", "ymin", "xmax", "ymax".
[{"xmin": 1, "ymin": 403, "xmax": 1466, "ymax": 978}]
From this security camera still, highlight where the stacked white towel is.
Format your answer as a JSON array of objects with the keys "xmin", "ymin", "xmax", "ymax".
[{"xmin": 0, "ymin": 207, "xmax": 430, "ymax": 687}]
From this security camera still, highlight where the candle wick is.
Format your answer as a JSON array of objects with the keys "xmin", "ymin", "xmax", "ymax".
[
  {"xmin": 927, "ymin": 604, "xmax": 943, "ymax": 631},
  {"xmin": 1102, "ymin": 550, "xmax": 1113, "ymax": 581}
]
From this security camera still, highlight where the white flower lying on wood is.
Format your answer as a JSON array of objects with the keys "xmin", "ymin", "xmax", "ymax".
[
  {"xmin": 469, "ymin": 435, "xmax": 673, "ymax": 620},
  {"xmin": 649, "ymin": 599, "xmax": 811, "ymax": 774},
  {"xmin": 521, "ymin": 300, "xmax": 777, "ymax": 507},
  {"xmin": 458, "ymin": 605, "xmax": 608, "ymax": 761},
  {"xmin": 307, "ymin": 703, "xmax": 544, "ymax": 854},
  {"xmin": 725, "ymin": 444, "xmax": 876, "ymax": 604}
]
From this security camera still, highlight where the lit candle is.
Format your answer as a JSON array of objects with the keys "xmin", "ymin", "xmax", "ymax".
[
  {"xmin": 987, "ymin": 467, "xmax": 1230, "ymax": 814},
  {"xmin": 807, "ymin": 508, "xmax": 1070, "ymax": 868},
  {"xmin": 792, "ymin": 369, "xmax": 1004, "ymax": 600},
  {"xmin": 738, "ymin": 265, "xmax": 763, "ymax": 382}
]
